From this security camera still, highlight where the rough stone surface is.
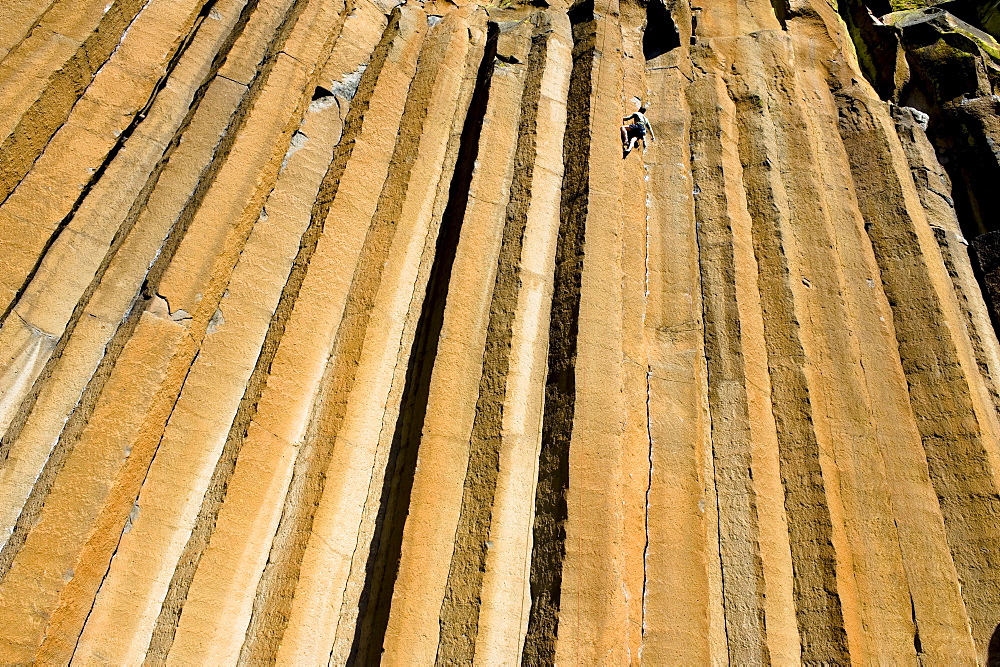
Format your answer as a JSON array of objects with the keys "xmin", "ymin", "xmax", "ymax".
[{"xmin": 0, "ymin": 0, "xmax": 999, "ymax": 663}]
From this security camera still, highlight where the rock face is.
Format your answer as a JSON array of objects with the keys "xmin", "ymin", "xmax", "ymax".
[{"xmin": 0, "ymin": 0, "xmax": 999, "ymax": 663}]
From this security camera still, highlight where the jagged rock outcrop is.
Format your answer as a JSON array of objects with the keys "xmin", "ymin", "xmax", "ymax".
[{"xmin": 0, "ymin": 0, "xmax": 999, "ymax": 663}]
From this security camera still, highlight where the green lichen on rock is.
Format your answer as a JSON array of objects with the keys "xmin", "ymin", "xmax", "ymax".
[
  {"xmin": 889, "ymin": 0, "xmax": 947, "ymax": 10},
  {"xmin": 885, "ymin": 8, "xmax": 1000, "ymax": 62}
]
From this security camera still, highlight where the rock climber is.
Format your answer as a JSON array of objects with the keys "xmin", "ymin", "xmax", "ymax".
[{"xmin": 622, "ymin": 106, "xmax": 654, "ymax": 157}]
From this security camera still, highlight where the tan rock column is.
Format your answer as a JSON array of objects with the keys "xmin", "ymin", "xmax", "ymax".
[
  {"xmin": 520, "ymin": 0, "xmax": 648, "ymax": 660},
  {"xmin": 549, "ymin": 3, "xmax": 631, "ymax": 660},
  {"xmin": 639, "ymin": 33, "xmax": 724, "ymax": 667},
  {"xmin": 263, "ymin": 8, "xmax": 488, "ymax": 664},
  {"xmin": 221, "ymin": 5, "xmax": 462, "ymax": 662},
  {"xmin": 326, "ymin": 13, "xmax": 492, "ymax": 664},
  {"xmin": 0, "ymin": 0, "xmax": 59, "ymax": 60},
  {"xmin": 39, "ymin": 0, "xmax": 359, "ymax": 662},
  {"xmin": 0, "ymin": 0, "xmax": 332, "ymax": 658},
  {"xmin": 834, "ymin": 73, "xmax": 1000, "ymax": 661},
  {"xmin": 686, "ymin": 69, "xmax": 774, "ymax": 665},
  {"xmin": 717, "ymin": 2, "xmax": 980, "ymax": 659},
  {"xmin": 0, "ymin": 0, "xmax": 213, "ymax": 307},
  {"xmin": 618, "ymin": 5, "xmax": 657, "ymax": 662},
  {"xmin": 143, "ymin": 5, "xmax": 402, "ymax": 664},
  {"xmin": 893, "ymin": 106, "xmax": 1000, "ymax": 419},
  {"xmin": 471, "ymin": 12, "xmax": 571, "ymax": 663}
]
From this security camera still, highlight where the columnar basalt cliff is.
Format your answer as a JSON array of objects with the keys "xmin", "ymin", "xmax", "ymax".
[{"xmin": 1, "ymin": 0, "xmax": 999, "ymax": 663}]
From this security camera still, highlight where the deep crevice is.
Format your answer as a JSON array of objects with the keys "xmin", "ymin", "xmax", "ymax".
[
  {"xmin": 520, "ymin": 0, "xmax": 594, "ymax": 662},
  {"xmin": 345, "ymin": 21, "xmax": 499, "ymax": 665},
  {"xmin": 435, "ymin": 15, "xmax": 548, "ymax": 664},
  {"xmin": 911, "ymin": 594, "xmax": 923, "ymax": 656}
]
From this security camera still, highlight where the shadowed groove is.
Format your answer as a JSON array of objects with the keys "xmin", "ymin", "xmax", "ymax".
[
  {"xmin": 434, "ymin": 14, "xmax": 549, "ymax": 663},
  {"xmin": 520, "ymin": 0, "xmax": 593, "ymax": 661},
  {"xmin": 347, "ymin": 22, "xmax": 499, "ymax": 664}
]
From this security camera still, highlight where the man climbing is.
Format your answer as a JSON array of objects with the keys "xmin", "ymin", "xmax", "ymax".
[{"xmin": 622, "ymin": 106, "xmax": 654, "ymax": 157}]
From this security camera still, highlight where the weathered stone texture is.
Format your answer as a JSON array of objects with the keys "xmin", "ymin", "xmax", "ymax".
[{"xmin": 0, "ymin": 0, "xmax": 999, "ymax": 663}]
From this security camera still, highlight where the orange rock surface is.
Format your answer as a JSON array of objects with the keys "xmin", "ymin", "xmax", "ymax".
[{"xmin": 0, "ymin": 0, "xmax": 998, "ymax": 662}]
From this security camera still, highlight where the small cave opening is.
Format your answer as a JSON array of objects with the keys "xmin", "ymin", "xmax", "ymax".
[
  {"xmin": 643, "ymin": 0, "xmax": 680, "ymax": 60},
  {"xmin": 642, "ymin": 0, "xmax": 681, "ymax": 60},
  {"xmin": 568, "ymin": 0, "xmax": 595, "ymax": 28},
  {"xmin": 861, "ymin": 0, "xmax": 890, "ymax": 17},
  {"xmin": 771, "ymin": 0, "xmax": 789, "ymax": 30},
  {"xmin": 311, "ymin": 85, "xmax": 333, "ymax": 100}
]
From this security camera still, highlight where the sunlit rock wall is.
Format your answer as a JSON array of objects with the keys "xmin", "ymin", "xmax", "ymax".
[{"xmin": 0, "ymin": 0, "xmax": 999, "ymax": 663}]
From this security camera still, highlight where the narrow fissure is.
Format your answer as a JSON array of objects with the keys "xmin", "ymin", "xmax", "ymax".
[
  {"xmin": 520, "ymin": 1, "xmax": 595, "ymax": 662},
  {"xmin": 641, "ymin": 365, "xmax": 653, "ymax": 642},
  {"xmin": 435, "ymin": 15, "xmax": 548, "ymax": 664},
  {"xmin": 910, "ymin": 594, "xmax": 923, "ymax": 656},
  {"xmin": 345, "ymin": 22, "xmax": 500, "ymax": 664}
]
